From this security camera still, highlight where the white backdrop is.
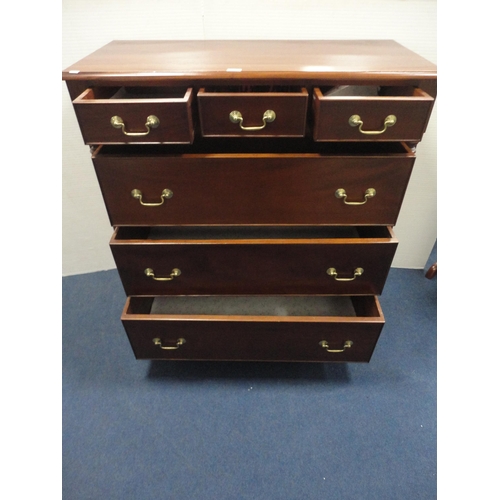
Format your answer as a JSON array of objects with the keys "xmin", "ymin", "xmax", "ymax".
[{"xmin": 62, "ymin": 0, "xmax": 437, "ymax": 276}]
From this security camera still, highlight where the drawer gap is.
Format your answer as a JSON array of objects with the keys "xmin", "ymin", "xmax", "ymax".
[
  {"xmin": 202, "ymin": 85, "xmax": 304, "ymax": 93},
  {"xmin": 124, "ymin": 296, "xmax": 383, "ymax": 319},
  {"xmin": 79, "ymin": 87, "xmax": 189, "ymax": 101},
  {"xmin": 318, "ymin": 85, "xmax": 423, "ymax": 98},
  {"xmin": 111, "ymin": 87, "xmax": 188, "ymax": 99},
  {"xmin": 95, "ymin": 139, "xmax": 413, "ymax": 157},
  {"xmin": 113, "ymin": 226, "xmax": 394, "ymax": 241},
  {"xmin": 144, "ymin": 226, "xmax": 362, "ymax": 240}
]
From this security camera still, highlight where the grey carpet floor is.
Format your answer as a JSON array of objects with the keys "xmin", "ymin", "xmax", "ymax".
[{"xmin": 63, "ymin": 253, "xmax": 437, "ymax": 499}]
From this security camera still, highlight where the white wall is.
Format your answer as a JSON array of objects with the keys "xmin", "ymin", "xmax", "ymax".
[{"xmin": 62, "ymin": 0, "xmax": 437, "ymax": 276}]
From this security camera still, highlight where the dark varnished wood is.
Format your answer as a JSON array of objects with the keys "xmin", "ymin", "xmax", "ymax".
[
  {"xmin": 197, "ymin": 87, "xmax": 308, "ymax": 138},
  {"xmin": 63, "ymin": 40, "xmax": 437, "ymax": 363},
  {"xmin": 110, "ymin": 226, "xmax": 397, "ymax": 296},
  {"xmin": 72, "ymin": 87, "xmax": 194, "ymax": 144},
  {"xmin": 313, "ymin": 87, "xmax": 434, "ymax": 142},
  {"xmin": 62, "ymin": 40, "xmax": 437, "ymax": 85},
  {"xmin": 121, "ymin": 295, "xmax": 384, "ymax": 362},
  {"xmin": 425, "ymin": 262, "xmax": 437, "ymax": 279},
  {"xmin": 92, "ymin": 146, "xmax": 415, "ymax": 226}
]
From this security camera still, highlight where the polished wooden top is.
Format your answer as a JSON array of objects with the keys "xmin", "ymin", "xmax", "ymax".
[{"xmin": 62, "ymin": 40, "xmax": 436, "ymax": 82}]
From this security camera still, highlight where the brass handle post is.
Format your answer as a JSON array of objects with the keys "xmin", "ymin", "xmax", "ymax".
[
  {"xmin": 144, "ymin": 268, "xmax": 181, "ymax": 281},
  {"xmin": 153, "ymin": 338, "xmax": 186, "ymax": 350},
  {"xmin": 131, "ymin": 189, "xmax": 173, "ymax": 206},
  {"xmin": 229, "ymin": 110, "xmax": 276, "ymax": 130},
  {"xmin": 319, "ymin": 340, "xmax": 353, "ymax": 353},
  {"xmin": 349, "ymin": 114, "xmax": 396, "ymax": 135},
  {"xmin": 335, "ymin": 188, "xmax": 376, "ymax": 205},
  {"xmin": 111, "ymin": 115, "xmax": 160, "ymax": 136},
  {"xmin": 327, "ymin": 267, "xmax": 364, "ymax": 281}
]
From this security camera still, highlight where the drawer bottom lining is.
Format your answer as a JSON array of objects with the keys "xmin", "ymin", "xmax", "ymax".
[{"xmin": 150, "ymin": 295, "xmax": 356, "ymax": 317}]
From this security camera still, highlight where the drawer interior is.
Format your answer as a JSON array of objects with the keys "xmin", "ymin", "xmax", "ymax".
[
  {"xmin": 110, "ymin": 87, "xmax": 188, "ymax": 99},
  {"xmin": 201, "ymin": 85, "xmax": 305, "ymax": 93},
  {"xmin": 316, "ymin": 86, "xmax": 428, "ymax": 98},
  {"xmin": 125, "ymin": 295, "xmax": 382, "ymax": 318},
  {"xmin": 94, "ymin": 138, "xmax": 413, "ymax": 156},
  {"xmin": 113, "ymin": 226, "xmax": 393, "ymax": 241},
  {"xmin": 152, "ymin": 296, "xmax": 356, "ymax": 316},
  {"xmin": 76, "ymin": 87, "xmax": 190, "ymax": 101}
]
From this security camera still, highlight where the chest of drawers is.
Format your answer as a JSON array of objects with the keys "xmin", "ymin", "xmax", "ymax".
[{"xmin": 63, "ymin": 40, "xmax": 436, "ymax": 363}]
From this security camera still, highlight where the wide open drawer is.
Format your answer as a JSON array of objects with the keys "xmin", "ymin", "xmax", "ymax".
[
  {"xmin": 197, "ymin": 86, "xmax": 308, "ymax": 137},
  {"xmin": 121, "ymin": 295, "xmax": 385, "ymax": 362},
  {"xmin": 92, "ymin": 141, "xmax": 415, "ymax": 226},
  {"xmin": 312, "ymin": 86, "xmax": 434, "ymax": 142},
  {"xmin": 72, "ymin": 87, "xmax": 194, "ymax": 144},
  {"xmin": 111, "ymin": 226, "xmax": 397, "ymax": 296}
]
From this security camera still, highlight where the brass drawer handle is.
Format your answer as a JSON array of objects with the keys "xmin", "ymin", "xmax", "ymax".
[
  {"xmin": 320, "ymin": 340, "xmax": 353, "ymax": 353},
  {"xmin": 111, "ymin": 115, "xmax": 160, "ymax": 136},
  {"xmin": 131, "ymin": 188, "xmax": 173, "ymax": 206},
  {"xmin": 349, "ymin": 114, "xmax": 396, "ymax": 135},
  {"xmin": 335, "ymin": 188, "xmax": 376, "ymax": 205},
  {"xmin": 229, "ymin": 110, "xmax": 276, "ymax": 130},
  {"xmin": 144, "ymin": 268, "xmax": 181, "ymax": 281},
  {"xmin": 153, "ymin": 337, "xmax": 186, "ymax": 350},
  {"xmin": 327, "ymin": 267, "xmax": 364, "ymax": 281}
]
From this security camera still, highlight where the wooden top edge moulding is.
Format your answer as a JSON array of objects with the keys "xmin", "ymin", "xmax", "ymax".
[{"xmin": 62, "ymin": 40, "xmax": 437, "ymax": 81}]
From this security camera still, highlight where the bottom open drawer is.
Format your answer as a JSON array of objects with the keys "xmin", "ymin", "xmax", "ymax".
[{"xmin": 121, "ymin": 295, "xmax": 384, "ymax": 362}]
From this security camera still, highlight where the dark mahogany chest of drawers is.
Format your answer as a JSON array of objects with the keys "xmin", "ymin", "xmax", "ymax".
[{"xmin": 63, "ymin": 40, "xmax": 436, "ymax": 363}]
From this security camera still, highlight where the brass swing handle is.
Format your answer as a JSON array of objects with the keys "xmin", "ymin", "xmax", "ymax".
[
  {"xmin": 144, "ymin": 268, "xmax": 181, "ymax": 281},
  {"xmin": 153, "ymin": 337, "xmax": 186, "ymax": 350},
  {"xmin": 111, "ymin": 115, "xmax": 160, "ymax": 136},
  {"xmin": 131, "ymin": 189, "xmax": 173, "ymax": 207},
  {"xmin": 319, "ymin": 340, "xmax": 353, "ymax": 353},
  {"xmin": 229, "ymin": 110, "xmax": 276, "ymax": 130},
  {"xmin": 335, "ymin": 188, "xmax": 376, "ymax": 205},
  {"xmin": 349, "ymin": 114, "xmax": 396, "ymax": 135},
  {"xmin": 327, "ymin": 267, "xmax": 364, "ymax": 281}
]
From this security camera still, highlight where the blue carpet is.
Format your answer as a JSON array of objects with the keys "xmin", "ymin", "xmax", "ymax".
[{"xmin": 63, "ymin": 254, "xmax": 436, "ymax": 499}]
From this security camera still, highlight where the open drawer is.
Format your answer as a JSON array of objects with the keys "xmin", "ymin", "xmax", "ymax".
[
  {"xmin": 121, "ymin": 295, "xmax": 385, "ymax": 362},
  {"xmin": 197, "ymin": 86, "xmax": 308, "ymax": 137},
  {"xmin": 72, "ymin": 87, "xmax": 194, "ymax": 144},
  {"xmin": 111, "ymin": 226, "xmax": 398, "ymax": 296},
  {"xmin": 312, "ymin": 86, "xmax": 434, "ymax": 142}
]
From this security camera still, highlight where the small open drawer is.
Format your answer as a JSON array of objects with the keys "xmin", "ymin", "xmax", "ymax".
[
  {"xmin": 312, "ymin": 86, "xmax": 434, "ymax": 142},
  {"xmin": 197, "ymin": 86, "xmax": 308, "ymax": 137},
  {"xmin": 121, "ymin": 295, "xmax": 385, "ymax": 362},
  {"xmin": 72, "ymin": 87, "xmax": 194, "ymax": 144}
]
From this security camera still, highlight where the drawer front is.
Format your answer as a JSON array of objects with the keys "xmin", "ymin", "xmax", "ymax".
[
  {"xmin": 73, "ymin": 88, "xmax": 194, "ymax": 144},
  {"xmin": 111, "ymin": 227, "xmax": 397, "ymax": 296},
  {"xmin": 93, "ymin": 154, "xmax": 415, "ymax": 226},
  {"xmin": 121, "ymin": 296, "xmax": 384, "ymax": 362},
  {"xmin": 197, "ymin": 88, "xmax": 308, "ymax": 137},
  {"xmin": 312, "ymin": 87, "xmax": 434, "ymax": 142}
]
